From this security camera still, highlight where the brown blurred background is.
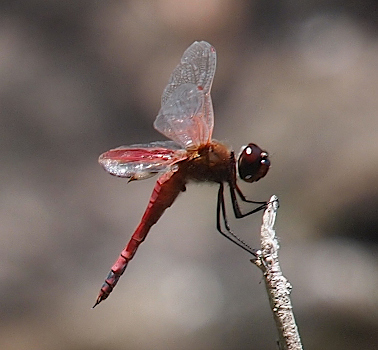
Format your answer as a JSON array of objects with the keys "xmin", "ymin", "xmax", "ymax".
[{"xmin": 1, "ymin": 1, "xmax": 378, "ymax": 349}]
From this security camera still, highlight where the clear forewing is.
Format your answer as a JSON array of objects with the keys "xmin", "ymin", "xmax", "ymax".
[
  {"xmin": 154, "ymin": 41, "xmax": 216, "ymax": 149},
  {"xmin": 99, "ymin": 141, "xmax": 187, "ymax": 180}
]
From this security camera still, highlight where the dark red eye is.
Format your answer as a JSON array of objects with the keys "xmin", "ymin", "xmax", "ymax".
[{"xmin": 237, "ymin": 143, "xmax": 270, "ymax": 183}]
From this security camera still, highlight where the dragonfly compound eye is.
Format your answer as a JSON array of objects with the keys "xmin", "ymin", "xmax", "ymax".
[{"xmin": 238, "ymin": 143, "xmax": 270, "ymax": 183}]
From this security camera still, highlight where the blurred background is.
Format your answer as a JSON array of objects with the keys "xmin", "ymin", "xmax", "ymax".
[{"xmin": 1, "ymin": 1, "xmax": 378, "ymax": 349}]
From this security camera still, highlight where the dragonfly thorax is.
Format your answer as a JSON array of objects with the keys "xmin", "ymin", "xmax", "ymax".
[{"xmin": 183, "ymin": 140, "xmax": 233, "ymax": 183}]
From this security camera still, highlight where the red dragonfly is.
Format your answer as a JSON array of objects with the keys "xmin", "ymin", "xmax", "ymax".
[{"xmin": 94, "ymin": 41, "xmax": 270, "ymax": 307}]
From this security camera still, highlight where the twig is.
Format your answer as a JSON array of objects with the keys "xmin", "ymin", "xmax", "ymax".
[{"xmin": 251, "ymin": 195, "xmax": 303, "ymax": 350}]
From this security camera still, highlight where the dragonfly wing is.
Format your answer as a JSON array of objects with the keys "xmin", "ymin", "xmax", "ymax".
[
  {"xmin": 99, "ymin": 141, "xmax": 187, "ymax": 179},
  {"xmin": 161, "ymin": 41, "xmax": 216, "ymax": 104},
  {"xmin": 154, "ymin": 41, "xmax": 216, "ymax": 149}
]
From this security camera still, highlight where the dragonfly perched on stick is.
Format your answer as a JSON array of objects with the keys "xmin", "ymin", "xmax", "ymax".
[{"xmin": 94, "ymin": 41, "xmax": 270, "ymax": 307}]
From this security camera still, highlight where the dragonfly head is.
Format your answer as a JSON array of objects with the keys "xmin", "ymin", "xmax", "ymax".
[{"xmin": 237, "ymin": 143, "xmax": 270, "ymax": 183}]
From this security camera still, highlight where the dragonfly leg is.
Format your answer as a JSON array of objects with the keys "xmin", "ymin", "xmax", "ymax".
[
  {"xmin": 235, "ymin": 183, "xmax": 267, "ymax": 204},
  {"xmin": 216, "ymin": 183, "xmax": 258, "ymax": 256},
  {"xmin": 229, "ymin": 183, "xmax": 268, "ymax": 219}
]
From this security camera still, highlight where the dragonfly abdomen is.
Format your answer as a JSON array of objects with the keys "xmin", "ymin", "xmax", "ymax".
[{"xmin": 94, "ymin": 170, "xmax": 186, "ymax": 307}]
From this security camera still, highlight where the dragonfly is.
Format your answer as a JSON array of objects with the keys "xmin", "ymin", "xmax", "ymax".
[{"xmin": 94, "ymin": 41, "xmax": 270, "ymax": 308}]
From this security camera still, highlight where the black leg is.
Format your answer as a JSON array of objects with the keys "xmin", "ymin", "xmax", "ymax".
[
  {"xmin": 235, "ymin": 184, "xmax": 267, "ymax": 204},
  {"xmin": 216, "ymin": 183, "xmax": 258, "ymax": 256},
  {"xmin": 230, "ymin": 182, "xmax": 268, "ymax": 219}
]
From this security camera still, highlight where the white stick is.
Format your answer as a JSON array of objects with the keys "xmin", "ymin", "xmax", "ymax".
[{"xmin": 251, "ymin": 195, "xmax": 303, "ymax": 350}]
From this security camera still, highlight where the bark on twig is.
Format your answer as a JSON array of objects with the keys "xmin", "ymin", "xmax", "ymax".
[{"xmin": 251, "ymin": 195, "xmax": 303, "ymax": 350}]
